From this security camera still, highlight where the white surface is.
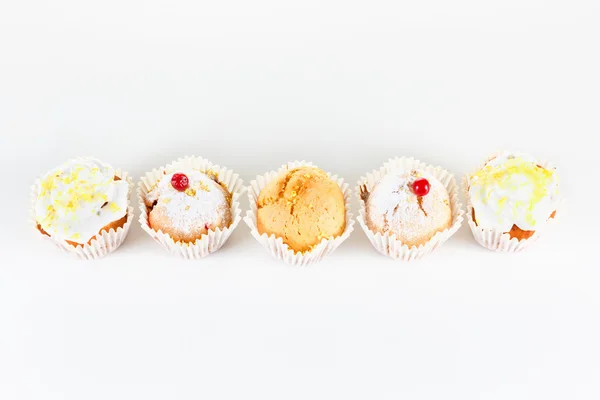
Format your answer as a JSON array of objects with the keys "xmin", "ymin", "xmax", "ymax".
[{"xmin": 0, "ymin": 0, "xmax": 598, "ymax": 399}]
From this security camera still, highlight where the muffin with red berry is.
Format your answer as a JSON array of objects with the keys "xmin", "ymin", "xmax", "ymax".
[
  {"xmin": 138, "ymin": 156, "xmax": 244, "ymax": 258},
  {"xmin": 145, "ymin": 170, "xmax": 232, "ymax": 242},
  {"xmin": 362, "ymin": 171, "xmax": 451, "ymax": 247},
  {"xmin": 357, "ymin": 157, "xmax": 463, "ymax": 261}
]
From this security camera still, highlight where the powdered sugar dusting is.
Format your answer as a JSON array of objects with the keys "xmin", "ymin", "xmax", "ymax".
[
  {"xmin": 365, "ymin": 170, "xmax": 451, "ymax": 245},
  {"xmin": 137, "ymin": 155, "xmax": 245, "ymax": 258},
  {"xmin": 147, "ymin": 170, "xmax": 231, "ymax": 234}
]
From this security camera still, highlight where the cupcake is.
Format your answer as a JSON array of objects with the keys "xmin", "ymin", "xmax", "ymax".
[
  {"xmin": 31, "ymin": 157, "xmax": 133, "ymax": 259},
  {"xmin": 357, "ymin": 157, "xmax": 463, "ymax": 261},
  {"xmin": 465, "ymin": 151, "xmax": 560, "ymax": 251},
  {"xmin": 138, "ymin": 156, "xmax": 244, "ymax": 259},
  {"xmin": 245, "ymin": 161, "xmax": 354, "ymax": 266}
]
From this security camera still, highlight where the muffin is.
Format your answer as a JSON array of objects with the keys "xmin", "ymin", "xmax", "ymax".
[
  {"xmin": 144, "ymin": 170, "xmax": 232, "ymax": 243},
  {"xmin": 361, "ymin": 170, "xmax": 452, "ymax": 247},
  {"xmin": 138, "ymin": 156, "xmax": 245, "ymax": 259},
  {"xmin": 33, "ymin": 157, "xmax": 131, "ymax": 252},
  {"xmin": 245, "ymin": 161, "xmax": 353, "ymax": 266},
  {"xmin": 256, "ymin": 166, "xmax": 346, "ymax": 253},
  {"xmin": 466, "ymin": 152, "xmax": 559, "ymax": 245},
  {"xmin": 356, "ymin": 157, "xmax": 463, "ymax": 261}
]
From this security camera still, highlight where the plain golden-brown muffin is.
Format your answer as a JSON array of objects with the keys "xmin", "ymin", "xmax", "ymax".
[{"xmin": 257, "ymin": 166, "xmax": 346, "ymax": 253}]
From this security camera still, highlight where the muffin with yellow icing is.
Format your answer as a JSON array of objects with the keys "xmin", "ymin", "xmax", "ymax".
[
  {"xmin": 144, "ymin": 170, "xmax": 232, "ymax": 243},
  {"xmin": 34, "ymin": 157, "xmax": 130, "ymax": 250},
  {"xmin": 361, "ymin": 170, "xmax": 452, "ymax": 247},
  {"xmin": 466, "ymin": 152, "xmax": 559, "ymax": 250},
  {"xmin": 256, "ymin": 166, "xmax": 346, "ymax": 253}
]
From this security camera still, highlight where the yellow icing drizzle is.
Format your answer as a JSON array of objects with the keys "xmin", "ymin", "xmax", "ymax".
[
  {"xmin": 471, "ymin": 156, "xmax": 555, "ymax": 224},
  {"xmin": 36, "ymin": 159, "xmax": 127, "ymax": 243}
]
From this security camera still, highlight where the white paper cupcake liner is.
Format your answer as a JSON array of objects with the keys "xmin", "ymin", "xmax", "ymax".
[
  {"xmin": 356, "ymin": 157, "xmax": 464, "ymax": 261},
  {"xmin": 30, "ymin": 162, "xmax": 134, "ymax": 260},
  {"xmin": 463, "ymin": 152, "xmax": 562, "ymax": 252},
  {"xmin": 138, "ymin": 156, "xmax": 245, "ymax": 259},
  {"xmin": 244, "ymin": 161, "xmax": 354, "ymax": 266}
]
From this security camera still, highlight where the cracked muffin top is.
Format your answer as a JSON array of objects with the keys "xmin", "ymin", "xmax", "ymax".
[
  {"xmin": 256, "ymin": 166, "xmax": 345, "ymax": 253},
  {"xmin": 362, "ymin": 170, "xmax": 451, "ymax": 247}
]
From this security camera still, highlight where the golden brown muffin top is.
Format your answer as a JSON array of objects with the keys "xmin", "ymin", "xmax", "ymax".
[{"xmin": 257, "ymin": 167, "xmax": 346, "ymax": 253}]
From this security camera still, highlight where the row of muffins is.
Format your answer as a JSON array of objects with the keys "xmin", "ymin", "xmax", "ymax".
[{"xmin": 31, "ymin": 152, "xmax": 561, "ymax": 264}]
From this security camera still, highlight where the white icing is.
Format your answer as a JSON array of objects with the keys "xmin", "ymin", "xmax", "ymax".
[
  {"xmin": 35, "ymin": 158, "xmax": 128, "ymax": 244},
  {"xmin": 468, "ymin": 152, "xmax": 559, "ymax": 231},
  {"xmin": 146, "ymin": 170, "xmax": 231, "ymax": 234},
  {"xmin": 365, "ymin": 171, "xmax": 451, "ymax": 243}
]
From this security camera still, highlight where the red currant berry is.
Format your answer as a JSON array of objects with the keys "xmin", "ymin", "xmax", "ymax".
[
  {"xmin": 411, "ymin": 178, "xmax": 430, "ymax": 196},
  {"xmin": 171, "ymin": 173, "xmax": 189, "ymax": 191}
]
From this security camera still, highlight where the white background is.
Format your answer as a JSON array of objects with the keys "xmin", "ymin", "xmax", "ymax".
[{"xmin": 1, "ymin": 0, "xmax": 598, "ymax": 399}]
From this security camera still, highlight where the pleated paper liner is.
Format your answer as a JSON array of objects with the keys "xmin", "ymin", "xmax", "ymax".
[
  {"xmin": 463, "ymin": 152, "xmax": 562, "ymax": 252},
  {"xmin": 356, "ymin": 157, "xmax": 464, "ymax": 261},
  {"xmin": 30, "ymin": 161, "xmax": 134, "ymax": 260},
  {"xmin": 138, "ymin": 156, "xmax": 245, "ymax": 259},
  {"xmin": 244, "ymin": 161, "xmax": 354, "ymax": 266}
]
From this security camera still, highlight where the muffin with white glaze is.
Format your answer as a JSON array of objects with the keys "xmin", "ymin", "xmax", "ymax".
[
  {"xmin": 466, "ymin": 152, "xmax": 559, "ymax": 248},
  {"xmin": 362, "ymin": 170, "xmax": 452, "ymax": 247},
  {"xmin": 144, "ymin": 170, "xmax": 232, "ymax": 243},
  {"xmin": 33, "ymin": 157, "xmax": 131, "ymax": 252}
]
